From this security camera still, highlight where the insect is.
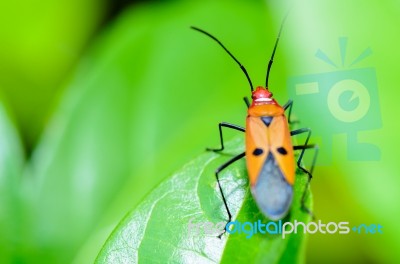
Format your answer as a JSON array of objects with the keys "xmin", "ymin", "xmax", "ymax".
[{"xmin": 191, "ymin": 15, "xmax": 318, "ymax": 233}]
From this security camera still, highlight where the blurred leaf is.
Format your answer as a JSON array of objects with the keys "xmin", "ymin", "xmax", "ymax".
[
  {"xmin": 18, "ymin": 1, "xmax": 280, "ymax": 262},
  {"xmin": 0, "ymin": 0, "xmax": 107, "ymax": 148},
  {"xmin": 96, "ymin": 137, "xmax": 312, "ymax": 263},
  {"xmin": 0, "ymin": 100, "xmax": 25, "ymax": 262}
]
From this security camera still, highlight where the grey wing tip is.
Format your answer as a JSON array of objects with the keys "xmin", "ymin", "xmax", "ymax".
[{"xmin": 251, "ymin": 153, "xmax": 293, "ymax": 220}]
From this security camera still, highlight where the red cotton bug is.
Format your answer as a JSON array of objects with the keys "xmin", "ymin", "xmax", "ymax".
[{"xmin": 191, "ymin": 14, "xmax": 318, "ymax": 235}]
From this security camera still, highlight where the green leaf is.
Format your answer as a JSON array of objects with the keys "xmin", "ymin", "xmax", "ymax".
[
  {"xmin": 0, "ymin": 0, "xmax": 107, "ymax": 146},
  {"xmin": 0, "ymin": 100, "xmax": 25, "ymax": 262},
  {"xmin": 96, "ymin": 137, "xmax": 312, "ymax": 263},
  {"xmin": 21, "ymin": 1, "xmax": 283, "ymax": 262}
]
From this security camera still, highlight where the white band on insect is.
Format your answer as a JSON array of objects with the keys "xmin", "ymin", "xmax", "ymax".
[{"xmin": 255, "ymin": 98, "xmax": 272, "ymax": 102}]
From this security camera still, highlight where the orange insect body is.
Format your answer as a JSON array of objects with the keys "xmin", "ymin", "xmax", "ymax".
[{"xmin": 246, "ymin": 86, "xmax": 295, "ymax": 220}]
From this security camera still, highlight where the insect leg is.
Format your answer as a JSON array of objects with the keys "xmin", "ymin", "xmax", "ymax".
[
  {"xmin": 207, "ymin": 122, "xmax": 245, "ymax": 152},
  {"xmin": 293, "ymin": 144, "xmax": 319, "ymax": 175},
  {"xmin": 291, "ymin": 127, "xmax": 312, "ymax": 163},
  {"xmin": 292, "ymin": 144, "xmax": 319, "ymax": 220},
  {"xmin": 243, "ymin": 97, "xmax": 250, "ymax": 108},
  {"xmin": 283, "ymin": 99, "xmax": 298, "ymax": 124},
  {"xmin": 291, "ymin": 126, "xmax": 318, "ymax": 218},
  {"xmin": 215, "ymin": 151, "xmax": 246, "ymax": 238},
  {"xmin": 283, "ymin": 99, "xmax": 293, "ymax": 110}
]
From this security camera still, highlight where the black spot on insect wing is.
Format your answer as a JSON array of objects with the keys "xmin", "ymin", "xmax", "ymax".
[
  {"xmin": 277, "ymin": 147, "xmax": 287, "ymax": 155},
  {"xmin": 253, "ymin": 148, "xmax": 264, "ymax": 156}
]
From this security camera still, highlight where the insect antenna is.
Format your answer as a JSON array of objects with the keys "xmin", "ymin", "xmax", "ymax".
[
  {"xmin": 265, "ymin": 11, "xmax": 290, "ymax": 88},
  {"xmin": 191, "ymin": 26, "xmax": 254, "ymax": 92}
]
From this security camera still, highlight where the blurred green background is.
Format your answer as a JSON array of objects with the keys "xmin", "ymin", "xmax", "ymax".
[{"xmin": 0, "ymin": 0, "xmax": 399, "ymax": 263}]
